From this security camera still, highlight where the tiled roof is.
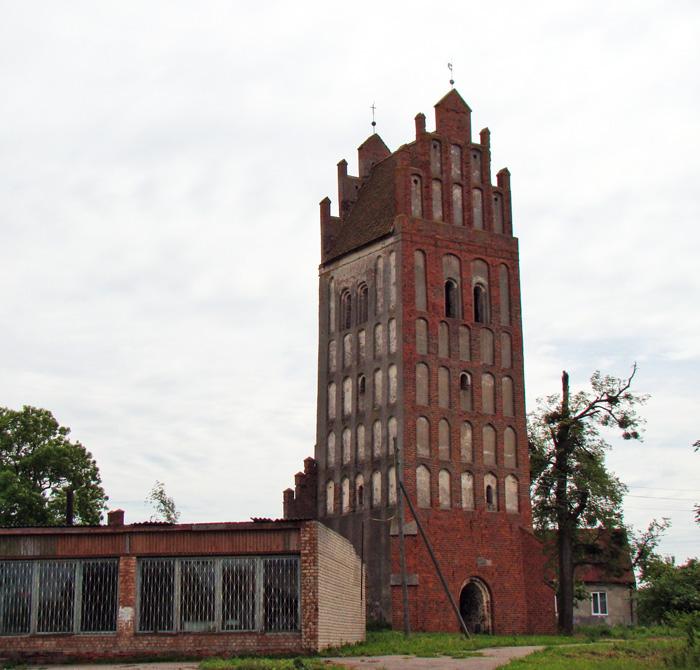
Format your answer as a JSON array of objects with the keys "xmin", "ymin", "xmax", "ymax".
[
  {"xmin": 324, "ymin": 152, "xmax": 398, "ymax": 262},
  {"xmin": 541, "ymin": 529, "xmax": 636, "ymax": 586}
]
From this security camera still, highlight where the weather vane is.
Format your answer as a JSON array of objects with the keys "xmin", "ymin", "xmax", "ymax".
[
  {"xmin": 448, "ymin": 62, "xmax": 455, "ymax": 88},
  {"xmin": 370, "ymin": 102, "xmax": 377, "ymax": 134}
]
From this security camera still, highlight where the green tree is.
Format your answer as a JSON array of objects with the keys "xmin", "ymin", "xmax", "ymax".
[
  {"xmin": 0, "ymin": 405, "xmax": 107, "ymax": 526},
  {"xmin": 146, "ymin": 480, "xmax": 180, "ymax": 523},
  {"xmin": 529, "ymin": 366, "xmax": 646, "ymax": 635},
  {"xmin": 630, "ymin": 517, "xmax": 671, "ymax": 577},
  {"xmin": 637, "ymin": 558, "xmax": 700, "ymax": 625}
]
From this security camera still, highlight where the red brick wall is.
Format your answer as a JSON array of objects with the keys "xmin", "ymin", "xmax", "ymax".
[{"xmin": 389, "ymin": 510, "xmax": 556, "ymax": 635}]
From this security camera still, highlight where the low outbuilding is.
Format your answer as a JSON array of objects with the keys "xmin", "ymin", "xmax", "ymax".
[{"xmin": 0, "ymin": 513, "xmax": 364, "ymax": 663}]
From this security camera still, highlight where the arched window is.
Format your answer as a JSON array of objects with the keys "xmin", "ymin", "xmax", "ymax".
[
  {"xmin": 461, "ymin": 472, "xmax": 475, "ymax": 510},
  {"xmin": 451, "ymin": 144, "xmax": 462, "ymax": 180},
  {"xmin": 417, "ymin": 417, "xmax": 430, "ymax": 457},
  {"xmin": 375, "ymin": 257, "xmax": 384, "ymax": 314},
  {"xmin": 480, "ymin": 328, "xmax": 494, "ymax": 365},
  {"xmin": 358, "ymin": 329, "xmax": 366, "ymax": 363},
  {"xmin": 493, "ymin": 193, "xmax": 504, "ymax": 234},
  {"xmin": 389, "ymin": 251, "xmax": 397, "ymax": 309},
  {"xmin": 432, "ymin": 179, "xmax": 443, "ymax": 221},
  {"xmin": 430, "ymin": 140, "xmax": 442, "ymax": 175},
  {"xmin": 502, "ymin": 376, "xmax": 515, "ymax": 417},
  {"xmin": 482, "ymin": 373, "xmax": 495, "ymax": 414},
  {"xmin": 452, "ymin": 184, "xmax": 464, "ymax": 226},
  {"xmin": 341, "ymin": 476, "xmax": 351, "ymax": 514},
  {"xmin": 461, "ymin": 421, "xmax": 473, "ymax": 462},
  {"xmin": 460, "ymin": 372, "xmax": 472, "ymax": 411},
  {"xmin": 326, "ymin": 479, "xmax": 335, "ymax": 515},
  {"xmin": 358, "ymin": 283, "xmax": 369, "ymax": 324},
  {"xmin": 373, "ymin": 369, "xmax": 383, "ymax": 408},
  {"xmin": 438, "ymin": 366, "xmax": 450, "ymax": 408},
  {"xmin": 328, "ymin": 339, "xmax": 337, "ymax": 373},
  {"xmin": 438, "ymin": 418, "xmax": 450, "ymax": 460},
  {"xmin": 388, "ymin": 364, "xmax": 397, "ymax": 405},
  {"xmin": 504, "ymin": 427, "xmax": 517, "ymax": 469},
  {"xmin": 499, "ymin": 264, "xmax": 511, "ymax": 325},
  {"xmin": 340, "ymin": 289, "xmax": 352, "ymax": 330},
  {"xmin": 342, "ymin": 428, "xmax": 352, "ymax": 465},
  {"xmin": 388, "ymin": 318, "xmax": 397, "ymax": 354},
  {"xmin": 343, "ymin": 333, "xmax": 353, "ymax": 368},
  {"xmin": 483, "ymin": 425, "xmax": 496, "ymax": 465},
  {"xmin": 472, "ymin": 188, "xmax": 484, "ymax": 229},
  {"xmin": 438, "ymin": 470, "xmax": 451, "ymax": 509},
  {"xmin": 388, "ymin": 465, "xmax": 397, "ymax": 505},
  {"xmin": 445, "ymin": 279, "xmax": 459, "ymax": 319},
  {"xmin": 327, "ymin": 382, "xmax": 336, "ymax": 420},
  {"xmin": 471, "ymin": 150, "xmax": 482, "ymax": 182},
  {"xmin": 471, "ymin": 259, "xmax": 489, "ymax": 323},
  {"xmin": 342, "ymin": 376, "xmax": 352, "ymax": 417},
  {"xmin": 374, "ymin": 323, "xmax": 384, "ymax": 358},
  {"xmin": 438, "ymin": 321, "xmax": 450, "ymax": 358},
  {"xmin": 414, "ymin": 250, "xmax": 427, "ymax": 311},
  {"xmin": 443, "ymin": 254, "xmax": 462, "ymax": 319},
  {"xmin": 474, "ymin": 284, "xmax": 489, "ymax": 323},
  {"xmin": 500, "ymin": 332, "xmax": 512, "ymax": 368},
  {"xmin": 416, "ymin": 363, "xmax": 429, "ymax": 406},
  {"xmin": 372, "ymin": 420, "xmax": 383, "ymax": 458},
  {"xmin": 356, "ymin": 424, "xmax": 365, "ymax": 461},
  {"xmin": 371, "ymin": 470, "xmax": 382, "ymax": 508},
  {"xmin": 355, "ymin": 474, "xmax": 365, "ymax": 509},
  {"xmin": 329, "ymin": 278, "xmax": 336, "ymax": 333},
  {"xmin": 411, "ymin": 175, "xmax": 423, "ymax": 218},
  {"xmin": 484, "ymin": 473, "xmax": 498, "ymax": 511},
  {"xmin": 357, "ymin": 374, "xmax": 366, "ymax": 412},
  {"xmin": 388, "ymin": 416, "xmax": 397, "ymax": 454},
  {"xmin": 417, "ymin": 465, "xmax": 431, "ymax": 508},
  {"xmin": 505, "ymin": 475, "xmax": 519, "ymax": 512},
  {"xmin": 326, "ymin": 432, "xmax": 336, "ymax": 468}
]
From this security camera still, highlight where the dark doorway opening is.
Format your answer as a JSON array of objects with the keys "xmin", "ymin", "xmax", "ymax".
[{"xmin": 459, "ymin": 579, "xmax": 491, "ymax": 634}]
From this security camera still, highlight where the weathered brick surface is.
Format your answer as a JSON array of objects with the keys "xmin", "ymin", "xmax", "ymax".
[{"xmin": 302, "ymin": 89, "xmax": 556, "ymax": 634}]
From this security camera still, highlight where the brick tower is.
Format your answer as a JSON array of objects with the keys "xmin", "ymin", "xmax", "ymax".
[{"xmin": 285, "ymin": 90, "xmax": 555, "ymax": 634}]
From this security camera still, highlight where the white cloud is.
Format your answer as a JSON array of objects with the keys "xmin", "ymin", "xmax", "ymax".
[{"xmin": 1, "ymin": 0, "xmax": 698, "ymax": 561}]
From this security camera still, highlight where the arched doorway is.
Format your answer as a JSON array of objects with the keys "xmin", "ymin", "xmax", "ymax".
[{"xmin": 459, "ymin": 578, "xmax": 491, "ymax": 634}]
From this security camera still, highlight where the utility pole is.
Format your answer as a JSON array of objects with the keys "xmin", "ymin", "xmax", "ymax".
[{"xmin": 394, "ymin": 442, "xmax": 410, "ymax": 637}]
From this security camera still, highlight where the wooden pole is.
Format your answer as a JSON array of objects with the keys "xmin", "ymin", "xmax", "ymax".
[{"xmin": 394, "ymin": 443, "xmax": 410, "ymax": 637}]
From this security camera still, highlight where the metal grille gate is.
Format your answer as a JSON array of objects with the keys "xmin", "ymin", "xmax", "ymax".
[
  {"xmin": 137, "ymin": 556, "xmax": 299, "ymax": 633},
  {"xmin": 0, "ymin": 559, "xmax": 118, "ymax": 635}
]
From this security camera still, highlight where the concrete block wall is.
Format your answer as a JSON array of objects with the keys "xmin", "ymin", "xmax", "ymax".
[{"xmin": 315, "ymin": 522, "xmax": 365, "ymax": 649}]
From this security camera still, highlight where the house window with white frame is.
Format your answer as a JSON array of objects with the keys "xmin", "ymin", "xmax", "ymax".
[{"xmin": 591, "ymin": 591, "xmax": 608, "ymax": 616}]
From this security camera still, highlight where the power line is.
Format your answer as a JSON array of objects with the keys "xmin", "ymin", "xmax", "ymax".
[
  {"xmin": 625, "ymin": 505, "xmax": 695, "ymax": 512},
  {"xmin": 626, "ymin": 494, "xmax": 698, "ymax": 501},
  {"xmin": 628, "ymin": 485, "xmax": 700, "ymax": 493}
]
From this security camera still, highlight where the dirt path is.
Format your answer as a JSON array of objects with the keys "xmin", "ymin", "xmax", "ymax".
[
  {"xmin": 33, "ymin": 647, "xmax": 545, "ymax": 670},
  {"xmin": 326, "ymin": 646, "xmax": 545, "ymax": 670}
]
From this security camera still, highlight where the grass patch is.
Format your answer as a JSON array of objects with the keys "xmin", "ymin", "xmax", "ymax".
[
  {"xmin": 200, "ymin": 626, "xmax": 685, "ymax": 669},
  {"xmin": 502, "ymin": 639, "xmax": 683, "ymax": 669},
  {"xmin": 325, "ymin": 630, "xmax": 576, "ymax": 657}
]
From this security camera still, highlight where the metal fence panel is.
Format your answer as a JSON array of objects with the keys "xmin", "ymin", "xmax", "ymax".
[
  {"xmin": 137, "ymin": 556, "xmax": 299, "ymax": 634},
  {"xmin": 0, "ymin": 559, "xmax": 118, "ymax": 635},
  {"xmin": 0, "ymin": 561, "xmax": 32, "ymax": 635}
]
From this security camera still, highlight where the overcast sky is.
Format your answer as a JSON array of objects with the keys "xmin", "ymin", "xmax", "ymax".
[{"xmin": 1, "ymin": 0, "xmax": 698, "ymax": 563}]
